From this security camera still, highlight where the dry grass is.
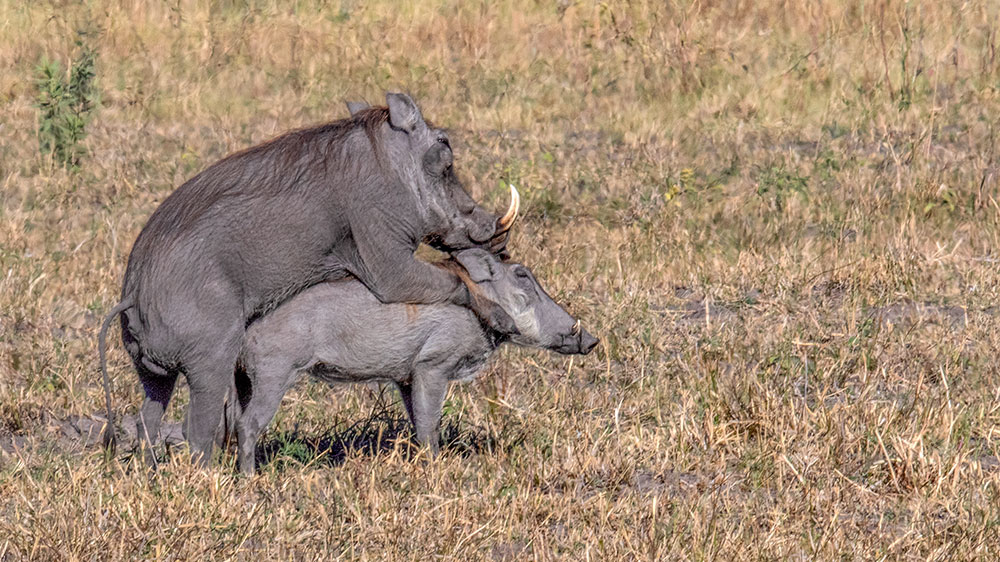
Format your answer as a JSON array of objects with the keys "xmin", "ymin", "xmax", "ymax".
[{"xmin": 2, "ymin": 0, "xmax": 1000, "ymax": 559}]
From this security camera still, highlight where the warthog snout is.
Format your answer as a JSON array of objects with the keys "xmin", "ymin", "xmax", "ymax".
[
  {"xmin": 553, "ymin": 321, "xmax": 599, "ymax": 355},
  {"xmin": 439, "ymin": 184, "xmax": 519, "ymax": 251}
]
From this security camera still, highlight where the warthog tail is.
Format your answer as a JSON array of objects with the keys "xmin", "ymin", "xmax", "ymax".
[{"xmin": 98, "ymin": 297, "xmax": 133, "ymax": 455}]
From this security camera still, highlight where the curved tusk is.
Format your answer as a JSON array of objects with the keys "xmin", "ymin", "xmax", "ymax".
[
  {"xmin": 496, "ymin": 184, "xmax": 520, "ymax": 233},
  {"xmin": 571, "ymin": 319, "xmax": 581, "ymax": 335}
]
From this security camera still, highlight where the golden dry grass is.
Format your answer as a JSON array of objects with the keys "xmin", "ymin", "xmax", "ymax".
[{"xmin": 2, "ymin": 0, "xmax": 1000, "ymax": 559}]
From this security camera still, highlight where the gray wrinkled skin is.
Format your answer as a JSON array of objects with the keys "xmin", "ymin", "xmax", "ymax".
[
  {"xmin": 234, "ymin": 249, "xmax": 598, "ymax": 474},
  {"xmin": 98, "ymin": 93, "xmax": 514, "ymax": 466}
]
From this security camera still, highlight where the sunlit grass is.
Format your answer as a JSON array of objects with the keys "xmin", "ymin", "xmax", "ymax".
[{"xmin": 1, "ymin": 0, "xmax": 999, "ymax": 559}]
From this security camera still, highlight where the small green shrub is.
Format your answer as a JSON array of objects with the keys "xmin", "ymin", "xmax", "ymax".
[
  {"xmin": 755, "ymin": 164, "xmax": 809, "ymax": 212},
  {"xmin": 34, "ymin": 44, "xmax": 98, "ymax": 167}
]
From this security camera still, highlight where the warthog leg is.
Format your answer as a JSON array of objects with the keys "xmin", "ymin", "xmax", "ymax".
[
  {"xmin": 136, "ymin": 367, "xmax": 179, "ymax": 467},
  {"xmin": 236, "ymin": 360, "xmax": 299, "ymax": 475},
  {"xmin": 181, "ymin": 326, "xmax": 243, "ymax": 467},
  {"xmin": 397, "ymin": 373, "xmax": 449, "ymax": 456}
]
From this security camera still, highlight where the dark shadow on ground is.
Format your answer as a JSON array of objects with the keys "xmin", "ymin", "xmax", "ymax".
[
  {"xmin": 251, "ymin": 395, "xmax": 525, "ymax": 473},
  {"xmin": 3, "ymin": 391, "xmax": 526, "ymax": 472}
]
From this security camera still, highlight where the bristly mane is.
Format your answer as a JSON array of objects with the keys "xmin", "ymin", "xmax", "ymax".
[
  {"xmin": 436, "ymin": 258, "xmax": 491, "ymax": 313},
  {"xmin": 436, "ymin": 258, "xmax": 509, "ymax": 346},
  {"xmin": 350, "ymin": 106, "xmax": 390, "ymax": 149},
  {"xmin": 208, "ymin": 106, "xmax": 391, "ymax": 174}
]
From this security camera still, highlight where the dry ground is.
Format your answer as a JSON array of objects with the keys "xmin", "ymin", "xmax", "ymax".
[{"xmin": 1, "ymin": 0, "xmax": 1000, "ymax": 559}]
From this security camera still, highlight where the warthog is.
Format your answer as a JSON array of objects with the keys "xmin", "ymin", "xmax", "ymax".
[
  {"xmin": 234, "ymin": 247, "xmax": 598, "ymax": 473},
  {"xmin": 98, "ymin": 93, "xmax": 519, "ymax": 464}
]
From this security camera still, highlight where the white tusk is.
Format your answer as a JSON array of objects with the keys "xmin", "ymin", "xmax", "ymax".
[
  {"xmin": 497, "ymin": 184, "xmax": 520, "ymax": 233},
  {"xmin": 571, "ymin": 319, "xmax": 581, "ymax": 335}
]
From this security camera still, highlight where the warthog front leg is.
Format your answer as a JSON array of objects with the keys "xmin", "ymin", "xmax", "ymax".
[{"xmin": 396, "ymin": 374, "xmax": 449, "ymax": 456}]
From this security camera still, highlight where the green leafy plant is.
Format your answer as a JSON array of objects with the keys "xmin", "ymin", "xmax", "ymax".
[
  {"xmin": 755, "ymin": 164, "xmax": 809, "ymax": 212},
  {"xmin": 34, "ymin": 44, "xmax": 98, "ymax": 167}
]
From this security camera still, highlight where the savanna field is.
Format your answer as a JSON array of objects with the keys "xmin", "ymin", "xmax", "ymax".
[{"xmin": 1, "ymin": 1, "xmax": 1000, "ymax": 559}]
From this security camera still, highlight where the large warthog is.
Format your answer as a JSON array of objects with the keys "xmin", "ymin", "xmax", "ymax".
[
  {"xmin": 234, "ymin": 247, "xmax": 598, "ymax": 473},
  {"xmin": 98, "ymin": 93, "xmax": 519, "ymax": 464}
]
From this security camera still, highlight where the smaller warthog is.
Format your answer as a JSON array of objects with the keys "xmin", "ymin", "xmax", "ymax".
[{"xmin": 234, "ymin": 248, "xmax": 598, "ymax": 473}]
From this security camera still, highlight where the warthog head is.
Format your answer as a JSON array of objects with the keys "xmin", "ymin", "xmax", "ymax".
[
  {"xmin": 354, "ymin": 93, "xmax": 509, "ymax": 252},
  {"xmin": 451, "ymin": 248, "xmax": 599, "ymax": 355}
]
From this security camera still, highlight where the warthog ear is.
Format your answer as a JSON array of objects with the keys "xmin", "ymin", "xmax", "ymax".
[
  {"xmin": 386, "ymin": 92, "xmax": 424, "ymax": 132},
  {"xmin": 346, "ymin": 100, "xmax": 370, "ymax": 116},
  {"xmin": 454, "ymin": 248, "xmax": 496, "ymax": 283}
]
